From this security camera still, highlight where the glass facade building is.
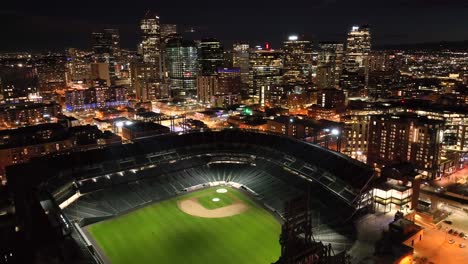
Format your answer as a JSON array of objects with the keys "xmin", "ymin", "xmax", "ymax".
[
  {"xmin": 249, "ymin": 47, "xmax": 283, "ymax": 106},
  {"xmin": 282, "ymin": 35, "xmax": 314, "ymax": 87},
  {"xmin": 199, "ymin": 38, "xmax": 224, "ymax": 75},
  {"xmin": 166, "ymin": 38, "xmax": 198, "ymax": 99},
  {"xmin": 140, "ymin": 11, "xmax": 161, "ymax": 77}
]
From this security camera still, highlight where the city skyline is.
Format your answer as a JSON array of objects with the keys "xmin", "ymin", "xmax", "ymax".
[{"xmin": 1, "ymin": 0, "xmax": 468, "ymax": 52}]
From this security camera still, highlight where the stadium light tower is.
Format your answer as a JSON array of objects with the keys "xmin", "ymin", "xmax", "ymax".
[{"xmin": 331, "ymin": 128, "xmax": 340, "ymax": 136}]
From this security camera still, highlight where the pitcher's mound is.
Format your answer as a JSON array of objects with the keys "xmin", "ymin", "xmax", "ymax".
[{"xmin": 178, "ymin": 198, "xmax": 248, "ymax": 218}]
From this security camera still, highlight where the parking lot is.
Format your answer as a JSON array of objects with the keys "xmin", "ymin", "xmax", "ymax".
[{"xmin": 413, "ymin": 223, "xmax": 468, "ymax": 264}]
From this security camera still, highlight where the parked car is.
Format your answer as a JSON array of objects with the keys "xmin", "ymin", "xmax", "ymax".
[
  {"xmin": 444, "ymin": 220, "xmax": 453, "ymax": 225},
  {"xmin": 449, "ymin": 239, "xmax": 455, "ymax": 244},
  {"xmin": 460, "ymin": 243, "xmax": 466, "ymax": 248},
  {"xmin": 448, "ymin": 229, "xmax": 454, "ymax": 234},
  {"xmin": 460, "ymin": 232, "xmax": 465, "ymax": 238},
  {"xmin": 454, "ymin": 230, "xmax": 459, "ymax": 236},
  {"xmin": 464, "ymin": 235, "xmax": 468, "ymax": 240}
]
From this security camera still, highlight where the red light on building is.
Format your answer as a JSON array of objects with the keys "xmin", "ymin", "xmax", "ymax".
[{"xmin": 265, "ymin": 42, "xmax": 270, "ymax": 50}]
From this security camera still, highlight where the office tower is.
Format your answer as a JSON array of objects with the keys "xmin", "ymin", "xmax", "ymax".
[
  {"xmin": 282, "ymin": 35, "xmax": 313, "ymax": 87},
  {"xmin": 249, "ymin": 45, "xmax": 283, "ymax": 106},
  {"xmin": 197, "ymin": 75, "xmax": 218, "ymax": 105},
  {"xmin": 317, "ymin": 42, "xmax": 344, "ymax": 89},
  {"xmin": 34, "ymin": 53, "xmax": 67, "ymax": 97},
  {"xmin": 67, "ymin": 48, "xmax": 92, "ymax": 84},
  {"xmin": 223, "ymin": 50, "xmax": 233, "ymax": 68},
  {"xmin": 90, "ymin": 63, "xmax": 111, "ymax": 86},
  {"xmin": 160, "ymin": 24, "xmax": 177, "ymax": 78},
  {"xmin": 161, "ymin": 24, "xmax": 177, "ymax": 40},
  {"xmin": 0, "ymin": 65, "xmax": 38, "ymax": 104},
  {"xmin": 92, "ymin": 29, "xmax": 120, "ymax": 60},
  {"xmin": 368, "ymin": 71, "xmax": 396, "ymax": 99},
  {"xmin": 232, "ymin": 42, "xmax": 250, "ymax": 89},
  {"xmin": 342, "ymin": 25, "xmax": 371, "ymax": 95},
  {"xmin": 217, "ymin": 67, "xmax": 242, "ymax": 106},
  {"xmin": 166, "ymin": 37, "xmax": 198, "ymax": 99},
  {"xmin": 197, "ymin": 68, "xmax": 241, "ymax": 107},
  {"xmin": 199, "ymin": 38, "xmax": 224, "ymax": 75},
  {"xmin": 92, "ymin": 29, "xmax": 121, "ymax": 80},
  {"xmin": 368, "ymin": 113, "xmax": 443, "ymax": 179},
  {"xmin": 140, "ymin": 11, "xmax": 161, "ymax": 78},
  {"xmin": 344, "ymin": 25, "xmax": 371, "ymax": 73},
  {"xmin": 217, "ymin": 68, "xmax": 241, "ymax": 95},
  {"xmin": 367, "ymin": 51, "xmax": 401, "ymax": 99},
  {"xmin": 130, "ymin": 62, "xmax": 164, "ymax": 100},
  {"xmin": 317, "ymin": 88, "xmax": 345, "ymax": 109}
]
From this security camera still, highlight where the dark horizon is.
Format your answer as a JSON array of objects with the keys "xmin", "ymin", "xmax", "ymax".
[{"xmin": 1, "ymin": 0, "xmax": 468, "ymax": 52}]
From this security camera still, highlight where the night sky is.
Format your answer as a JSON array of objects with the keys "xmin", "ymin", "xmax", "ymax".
[{"xmin": 1, "ymin": 0, "xmax": 467, "ymax": 52}]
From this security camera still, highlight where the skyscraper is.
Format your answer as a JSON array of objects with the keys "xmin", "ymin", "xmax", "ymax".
[
  {"xmin": 92, "ymin": 29, "xmax": 121, "ymax": 81},
  {"xmin": 160, "ymin": 24, "xmax": 178, "ymax": 79},
  {"xmin": 344, "ymin": 25, "xmax": 371, "ymax": 73},
  {"xmin": 166, "ymin": 37, "xmax": 198, "ymax": 99},
  {"xmin": 0, "ymin": 65, "xmax": 38, "ymax": 104},
  {"xmin": 161, "ymin": 24, "xmax": 177, "ymax": 40},
  {"xmin": 232, "ymin": 42, "xmax": 250, "ymax": 90},
  {"xmin": 199, "ymin": 38, "xmax": 224, "ymax": 75},
  {"xmin": 140, "ymin": 11, "xmax": 161, "ymax": 76},
  {"xmin": 342, "ymin": 25, "xmax": 371, "ymax": 95},
  {"xmin": 130, "ymin": 62, "xmax": 162, "ymax": 100},
  {"xmin": 317, "ymin": 42, "xmax": 344, "ymax": 89},
  {"xmin": 249, "ymin": 45, "xmax": 283, "ymax": 106},
  {"xmin": 282, "ymin": 35, "xmax": 313, "ymax": 87},
  {"xmin": 67, "ymin": 48, "xmax": 92, "ymax": 85}
]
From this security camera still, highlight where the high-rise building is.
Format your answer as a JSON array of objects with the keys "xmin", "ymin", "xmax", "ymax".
[
  {"xmin": 317, "ymin": 42, "xmax": 344, "ymax": 89},
  {"xmin": 160, "ymin": 24, "xmax": 177, "ymax": 78},
  {"xmin": 344, "ymin": 25, "xmax": 371, "ymax": 73},
  {"xmin": 92, "ymin": 29, "xmax": 121, "ymax": 80},
  {"xmin": 90, "ymin": 63, "xmax": 111, "ymax": 86},
  {"xmin": 282, "ymin": 35, "xmax": 313, "ymax": 87},
  {"xmin": 92, "ymin": 29, "xmax": 120, "ymax": 60},
  {"xmin": 217, "ymin": 67, "xmax": 241, "ymax": 95},
  {"xmin": 166, "ymin": 37, "xmax": 198, "ymax": 99},
  {"xmin": 196, "ymin": 68, "xmax": 241, "ymax": 107},
  {"xmin": 368, "ymin": 113, "xmax": 443, "ymax": 179},
  {"xmin": 197, "ymin": 75, "xmax": 218, "ymax": 106},
  {"xmin": 140, "ymin": 11, "xmax": 161, "ymax": 78},
  {"xmin": 342, "ymin": 114, "xmax": 370, "ymax": 162},
  {"xmin": 342, "ymin": 25, "xmax": 371, "ymax": 95},
  {"xmin": 66, "ymin": 48, "xmax": 92, "ymax": 85},
  {"xmin": 0, "ymin": 65, "xmax": 38, "ymax": 104},
  {"xmin": 199, "ymin": 38, "xmax": 224, "ymax": 75},
  {"xmin": 232, "ymin": 42, "xmax": 250, "ymax": 90},
  {"xmin": 35, "ymin": 54, "xmax": 68, "ymax": 96},
  {"xmin": 161, "ymin": 24, "xmax": 177, "ymax": 40},
  {"xmin": 249, "ymin": 45, "xmax": 283, "ymax": 106},
  {"xmin": 130, "ymin": 62, "xmax": 166, "ymax": 100},
  {"xmin": 317, "ymin": 88, "xmax": 345, "ymax": 109}
]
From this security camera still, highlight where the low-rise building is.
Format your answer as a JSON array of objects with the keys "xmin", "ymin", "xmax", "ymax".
[
  {"xmin": 121, "ymin": 122, "xmax": 170, "ymax": 140},
  {"xmin": 0, "ymin": 123, "xmax": 121, "ymax": 177}
]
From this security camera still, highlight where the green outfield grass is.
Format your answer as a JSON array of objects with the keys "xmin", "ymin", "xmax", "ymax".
[{"xmin": 86, "ymin": 187, "xmax": 281, "ymax": 264}]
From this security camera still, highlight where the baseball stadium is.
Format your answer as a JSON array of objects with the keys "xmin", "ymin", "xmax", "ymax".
[{"xmin": 7, "ymin": 129, "xmax": 376, "ymax": 263}]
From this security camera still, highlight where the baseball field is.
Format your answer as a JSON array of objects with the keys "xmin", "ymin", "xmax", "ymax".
[{"xmin": 86, "ymin": 187, "xmax": 282, "ymax": 264}]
